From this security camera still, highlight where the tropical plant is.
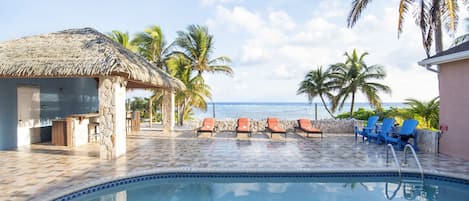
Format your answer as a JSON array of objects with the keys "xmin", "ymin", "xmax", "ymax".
[
  {"xmin": 131, "ymin": 25, "xmax": 175, "ymax": 127},
  {"xmin": 348, "ymin": 0, "xmax": 469, "ymax": 56},
  {"xmin": 404, "ymin": 97, "xmax": 439, "ymax": 129},
  {"xmin": 166, "ymin": 55, "xmax": 212, "ymax": 126},
  {"xmin": 329, "ymin": 49, "xmax": 391, "ymax": 118},
  {"xmin": 174, "ymin": 25, "xmax": 233, "ymax": 76},
  {"xmin": 336, "ymin": 107, "xmax": 376, "ymax": 120},
  {"xmin": 297, "ymin": 66, "xmax": 336, "ymax": 118},
  {"xmin": 107, "ymin": 30, "xmax": 134, "ymax": 51},
  {"xmin": 170, "ymin": 24, "xmax": 233, "ymax": 125},
  {"xmin": 132, "ymin": 25, "xmax": 173, "ymax": 70}
]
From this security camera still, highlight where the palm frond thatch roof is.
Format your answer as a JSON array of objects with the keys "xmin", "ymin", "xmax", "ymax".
[{"xmin": 0, "ymin": 27, "xmax": 184, "ymax": 90}]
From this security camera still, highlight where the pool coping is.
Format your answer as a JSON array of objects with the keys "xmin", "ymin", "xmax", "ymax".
[{"xmin": 42, "ymin": 167, "xmax": 469, "ymax": 201}]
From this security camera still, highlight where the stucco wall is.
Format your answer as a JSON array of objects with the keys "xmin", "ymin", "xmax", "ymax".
[
  {"xmin": 0, "ymin": 78, "xmax": 98, "ymax": 150},
  {"xmin": 439, "ymin": 59, "xmax": 469, "ymax": 160}
]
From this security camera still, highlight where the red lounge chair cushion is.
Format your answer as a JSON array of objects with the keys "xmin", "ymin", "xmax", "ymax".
[
  {"xmin": 298, "ymin": 119, "xmax": 321, "ymax": 133},
  {"xmin": 237, "ymin": 118, "xmax": 250, "ymax": 132},
  {"xmin": 199, "ymin": 118, "xmax": 214, "ymax": 131},
  {"xmin": 269, "ymin": 126, "xmax": 286, "ymax": 133},
  {"xmin": 267, "ymin": 117, "xmax": 286, "ymax": 133}
]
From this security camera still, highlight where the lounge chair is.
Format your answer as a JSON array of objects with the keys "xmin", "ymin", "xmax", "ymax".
[
  {"xmin": 354, "ymin": 115, "xmax": 379, "ymax": 142},
  {"xmin": 196, "ymin": 118, "xmax": 215, "ymax": 136},
  {"xmin": 266, "ymin": 117, "xmax": 287, "ymax": 139},
  {"xmin": 367, "ymin": 118, "xmax": 395, "ymax": 144},
  {"xmin": 236, "ymin": 117, "xmax": 251, "ymax": 137},
  {"xmin": 294, "ymin": 118, "xmax": 323, "ymax": 138},
  {"xmin": 383, "ymin": 119, "xmax": 419, "ymax": 151}
]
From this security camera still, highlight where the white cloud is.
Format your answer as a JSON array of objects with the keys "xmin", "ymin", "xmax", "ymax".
[
  {"xmin": 204, "ymin": 1, "xmax": 446, "ymax": 102},
  {"xmin": 200, "ymin": 0, "xmax": 243, "ymax": 6},
  {"xmin": 268, "ymin": 10, "xmax": 296, "ymax": 30}
]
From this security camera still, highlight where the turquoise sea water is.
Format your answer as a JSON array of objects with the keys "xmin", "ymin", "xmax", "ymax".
[{"xmin": 193, "ymin": 102, "xmax": 406, "ymax": 120}]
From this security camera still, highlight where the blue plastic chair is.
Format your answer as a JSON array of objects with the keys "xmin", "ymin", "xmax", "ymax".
[
  {"xmin": 354, "ymin": 115, "xmax": 379, "ymax": 142},
  {"xmin": 367, "ymin": 118, "xmax": 395, "ymax": 144},
  {"xmin": 384, "ymin": 119, "xmax": 419, "ymax": 151}
]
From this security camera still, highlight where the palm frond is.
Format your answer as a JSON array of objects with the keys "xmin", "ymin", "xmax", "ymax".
[
  {"xmin": 348, "ymin": 0, "xmax": 373, "ymax": 28},
  {"xmin": 398, "ymin": 0, "xmax": 414, "ymax": 37}
]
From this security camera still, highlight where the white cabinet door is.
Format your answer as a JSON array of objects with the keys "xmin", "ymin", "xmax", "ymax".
[{"xmin": 17, "ymin": 86, "xmax": 40, "ymax": 147}]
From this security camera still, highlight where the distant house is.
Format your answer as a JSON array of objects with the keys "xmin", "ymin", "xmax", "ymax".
[
  {"xmin": 419, "ymin": 41, "xmax": 469, "ymax": 160},
  {"xmin": 0, "ymin": 28, "xmax": 184, "ymax": 159}
]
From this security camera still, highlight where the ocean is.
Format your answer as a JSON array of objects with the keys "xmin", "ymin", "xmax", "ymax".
[{"xmin": 193, "ymin": 102, "xmax": 406, "ymax": 120}]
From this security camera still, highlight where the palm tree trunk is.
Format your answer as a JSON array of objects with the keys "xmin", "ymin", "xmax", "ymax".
[
  {"xmin": 350, "ymin": 91, "xmax": 356, "ymax": 118},
  {"xmin": 178, "ymin": 108, "xmax": 184, "ymax": 126},
  {"xmin": 319, "ymin": 95, "xmax": 336, "ymax": 119},
  {"xmin": 178, "ymin": 99, "xmax": 187, "ymax": 126},
  {"xmin": 148, "ymin": 97, "xmax": 153, "ymax": 128}
]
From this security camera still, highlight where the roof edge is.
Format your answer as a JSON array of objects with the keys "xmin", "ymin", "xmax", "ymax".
[{"xmin": 418, "ymin": 49, "xmax": 469, "ymax": 66}]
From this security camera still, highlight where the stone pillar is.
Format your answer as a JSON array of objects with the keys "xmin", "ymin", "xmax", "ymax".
[
  {"xmin": 98, "ymin": 76, "xmax": 127, "ymax": 160},
  {"xmin": 162, "ymin": 89, "xmax": 175, "ymax": 133}
]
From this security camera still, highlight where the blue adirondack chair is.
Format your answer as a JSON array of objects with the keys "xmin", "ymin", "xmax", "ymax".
[
  {"xmin": 384, "ymin": 119, "xmax": 419, "ymax": 151},
  {"xmin": 354, "ymin": 115, "xmax": 379, "ymax": 142},
  {"xmin": 367, "ymin": 118, "xmax": 395, "ymax": 144}
]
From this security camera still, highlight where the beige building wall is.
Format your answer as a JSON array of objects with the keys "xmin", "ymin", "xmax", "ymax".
[{"xmin": 439, "ymin": 59, "xmax": 469, "ymax": 160}]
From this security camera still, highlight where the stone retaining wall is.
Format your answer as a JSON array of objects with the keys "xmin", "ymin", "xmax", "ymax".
[
  {"xmin": 415, "ymin": 129, "xmax": 439, "ymax": 153},
  {"xmin": 189, "ymin": 119, "xmax": 358, "ymax": 134},
  {"xmin": 189, "ymin": 119, "xmax": 440, "ymax": 153}
]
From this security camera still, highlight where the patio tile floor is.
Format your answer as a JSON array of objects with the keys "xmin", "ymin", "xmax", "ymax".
[{"xmin": 0, "ymin": 130, "xmax": 468, "ymax": 201}]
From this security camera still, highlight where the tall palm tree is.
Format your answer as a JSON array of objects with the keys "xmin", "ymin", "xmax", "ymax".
[
  {"xmin": 172, "ymin": 24, "xmax": 233, "ymax": 125},
  {"xmin": 175, "ymin": 25, "xmax": 233, "ymax": 76},
  {"xmin": 297, "ymin": 66, "xmax": 336, "ymax": 118},
  {"xmin": 132, "ymin": 25, "xmax": 173, "ymax": 70},
  {"xmin": 107, "ymin": 30, "xmax": 134, "ymax": 51},
  {"xmin": 348, "ymin": 0, "xmax": 468, "ymax": 56},
  {"xmin": 132, "ymin": 25, "xmax": 174, "ymax": 127},
  {"xmin": 166, "ymin": 55, "xmax": 211, "ymax": 126},
  {"xmin": 330, "ymin": 49, "xmax": 391, "ymax": 118},
  {"xmin": 404, "ymin": 97, "xmax": 439, "ymax": 129}
]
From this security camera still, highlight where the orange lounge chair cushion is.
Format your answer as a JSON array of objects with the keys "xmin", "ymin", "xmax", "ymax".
[
  {"xmin": 267, "ymin": 117, "xmax": 286, "ymax": 133},
  {"xmin": 298, "ymin": 118, "xmax": 321, "ymax": 133},
  {"xmin": 237, "ymin": 118, "xmax": 250, "ymax": 132},
  {"xmin": 199, "ymin": 118, "xmax": 215, "ymax": 131}
]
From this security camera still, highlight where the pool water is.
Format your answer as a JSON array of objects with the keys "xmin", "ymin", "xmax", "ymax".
[{"xmin": 66, "ymin": 174, "xmax": 469, "ymax": 201}]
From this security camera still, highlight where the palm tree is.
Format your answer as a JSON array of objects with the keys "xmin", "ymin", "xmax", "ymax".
[
  {"xmin": 297, "ymin": 66, "xmax": 336, "ymax": 118},
  {"xmin": 166, "ymin": 55, "xmax": 211, "ymax": 126},
  {"xmin": 107, "ymin": 30, "xmax": 134, "ymax": 51},
  {"xmin": 348, "ymin": 0, "xmax": 468, "ymax": 56},
  {"xmin": 330, "ymin": 49, "xmax": 391, "ymax": 118},
  {"xmin": 175, "ymin": 25, "xmax": 233, "ymax": 76},
  {"xmin": 171, "ymin": 24, "xmax": 233, "ymax": 125},
  {"xmin": 404, "ymin": 97, "xmax": 439, "ymax": 129},
  {"xmin": 132, "ymin": 25, "xmax": 174, "ymax": 127},
  {"xmin": 132, "ymin": 25, "xmax": 173, "ymax": 70}
]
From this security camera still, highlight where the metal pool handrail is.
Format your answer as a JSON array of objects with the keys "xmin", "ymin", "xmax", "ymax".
[
  {"xmin": 385, "ymin": 181, "xmax": 402, "ymax": 200},
  {"xmin": 385, "ymin": 144, "xmax": 402, "ymax": 200},
  {"xmin": 386, "ymin": 144, "xmax": 402, "ymax": 179},
  {"xmin": 403, "ymin": 144, "xmax": 424, "ymax": 183}
]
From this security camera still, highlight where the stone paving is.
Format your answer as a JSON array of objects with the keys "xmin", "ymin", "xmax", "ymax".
[{"xmin": 0, "ymin": 130, "xmax": 468, "ymax": 201}]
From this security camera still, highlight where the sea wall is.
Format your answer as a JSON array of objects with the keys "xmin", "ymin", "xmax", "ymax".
[
  {"xmin": 189, "ymin": 119, "xmax": 439, "ymax": 154},
  {"xmin": 189, "ymin": 119, "xmax": 359, "ymax": 134}
]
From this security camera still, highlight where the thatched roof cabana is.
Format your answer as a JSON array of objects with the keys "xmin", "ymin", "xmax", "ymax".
[{"xmin": 0, "ymin": 27, "xmax": 184, "ymax": 90}]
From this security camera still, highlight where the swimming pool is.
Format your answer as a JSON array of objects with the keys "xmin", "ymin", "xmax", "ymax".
[{"xmin": 55, "ymin": 172, "xmax": 469, "ymax": 201}]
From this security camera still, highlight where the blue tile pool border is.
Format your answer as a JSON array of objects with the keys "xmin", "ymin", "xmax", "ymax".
[{"xmin": 53, "ymin": 171, "xmax": 469, "ymax": 201}]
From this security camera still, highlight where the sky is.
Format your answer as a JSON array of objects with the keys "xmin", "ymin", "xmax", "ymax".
[{"xmin": 1, "ymin": 0, "xmax": 467, "ymax": 103}]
